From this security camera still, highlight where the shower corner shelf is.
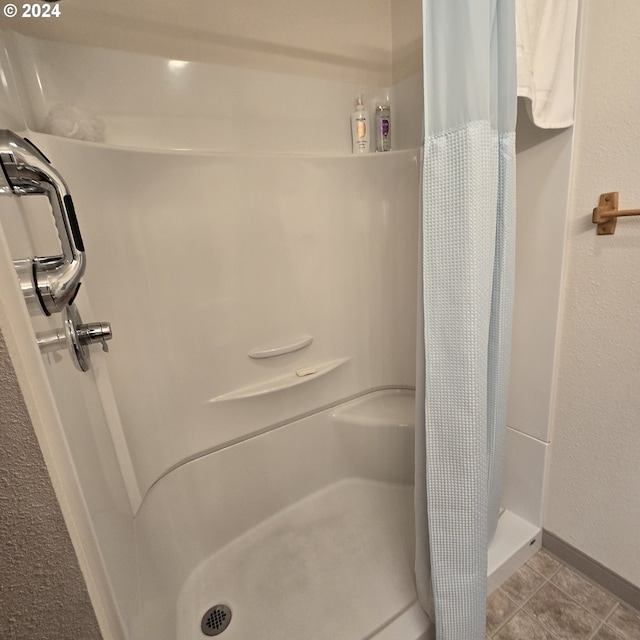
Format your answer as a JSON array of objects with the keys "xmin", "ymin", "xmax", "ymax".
[{"xmin": 207, "ymin": 357, "xmax": 351, "ymax": 403}]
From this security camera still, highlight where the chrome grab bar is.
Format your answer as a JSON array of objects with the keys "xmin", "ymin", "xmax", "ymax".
[{"xmin": 0, "ymin": 130, "xmax": 86, "ymax": 316}]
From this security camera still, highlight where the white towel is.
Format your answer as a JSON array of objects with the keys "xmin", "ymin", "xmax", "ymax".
[{"xmin": 516, "ymin": 0, "xmax": 579, "ymax": 129}]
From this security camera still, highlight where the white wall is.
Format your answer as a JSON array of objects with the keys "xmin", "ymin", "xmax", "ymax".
[
  {"xmin": 0, "ymin": 37, "xmax": 25, "ymax": 131},
  {"xmin": 7, "ymin": 32, "xmax": 392, "ymax": 153},
  {"xmin": 391, "ymin": 0, "xmax": 422, "ymax": 81},
  {"xmin": 545, "ymin": 0, "xmax": 640, "ymax": 587},
  {"xmin": 27, "ymin": 136, "xmax": 419, "ymax": 499},
  {"xmin": 509, "ymin": 101, "xmax": 573, "ymax": 444},
  {"xmin": 501, "ymin": 100, "xmax": 573, "ymax": 525},
  {"xmin": 4, "ymin": 0, "xmax": 427, "ymax": 153},
  {"xmin": 5, "ymin": 0, "xmax": 392, "ymax": 85}
]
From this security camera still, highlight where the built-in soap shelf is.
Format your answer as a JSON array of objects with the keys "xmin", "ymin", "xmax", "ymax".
[
  {"xmin": 207, "ymin": 357, "xmax": 351, "ymax": 403},
  {"xmin": 248, "ymin": 335, "xmax": 313, "ymax": 359}
]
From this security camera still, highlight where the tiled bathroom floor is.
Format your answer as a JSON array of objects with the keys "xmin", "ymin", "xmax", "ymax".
[{"xmin": 487, "ymin": 550, "xmax": 640, "ymax": 640}]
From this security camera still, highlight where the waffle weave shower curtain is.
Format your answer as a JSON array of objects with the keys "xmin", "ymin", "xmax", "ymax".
[{"xmin": 415, "ymin": 1, "xmax": 517, "ymax": 638}]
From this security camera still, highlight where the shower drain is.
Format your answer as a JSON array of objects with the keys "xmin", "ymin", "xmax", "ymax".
[{"xmin": 201, "ymin": 604, "xmax": 232, "ymax": 636}]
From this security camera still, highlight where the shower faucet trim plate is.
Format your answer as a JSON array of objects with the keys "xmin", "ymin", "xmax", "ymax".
[{"xmin": 37, "ymin": 303, "xmax": 112, "ymax": 372}]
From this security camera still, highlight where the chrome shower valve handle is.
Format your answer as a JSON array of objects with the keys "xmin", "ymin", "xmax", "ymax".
[
  {"xmin": 0, "ymin": 129, "xmax": 86, "ymax": 316},
  {"xmin": 36, "ymin": 303, "xmax": 112, "ymax": 372}
]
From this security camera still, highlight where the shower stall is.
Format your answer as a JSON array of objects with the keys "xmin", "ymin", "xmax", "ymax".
[{"xmin": 0, "ymin": 4, "xmax": 547, "ymax": 638}]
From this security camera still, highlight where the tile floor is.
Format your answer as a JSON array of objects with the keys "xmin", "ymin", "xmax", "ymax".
[{"xmin": 487, "ymin": 550, "xmax": 640, "ymax": 640}]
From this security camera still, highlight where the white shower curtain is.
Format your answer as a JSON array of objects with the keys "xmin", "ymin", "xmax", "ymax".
[{"xmin": 415, "ymin": 1, "xmax": 517, "ymax": 638}]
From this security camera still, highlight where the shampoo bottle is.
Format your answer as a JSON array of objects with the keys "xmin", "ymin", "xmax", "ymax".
[
  {"xmin": 351, "ymin": 94, "xmax": 370, "ymax": 154},
  {"xmin": 375, "ymin": 104, "xmax": 391, "ymax": 152}
]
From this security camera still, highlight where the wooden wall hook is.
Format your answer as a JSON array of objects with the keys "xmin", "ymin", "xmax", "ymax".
[{"xmin": 593, "ymin": 192, "xmax": 640, "ymax": 235}]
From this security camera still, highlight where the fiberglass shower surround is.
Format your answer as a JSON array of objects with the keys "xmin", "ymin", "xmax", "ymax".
[{"xmin": 0, "ymin": 3, "xmax": 545, "ymax": 638}]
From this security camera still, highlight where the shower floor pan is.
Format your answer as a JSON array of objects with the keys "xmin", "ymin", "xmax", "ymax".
[
  {"xmin": 177, "ymin": 478, "xmax": 423, "ymax": 640},
  {"xmin": 135, "ymin": 390, "xmax": 538, "ymax": 640}
]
